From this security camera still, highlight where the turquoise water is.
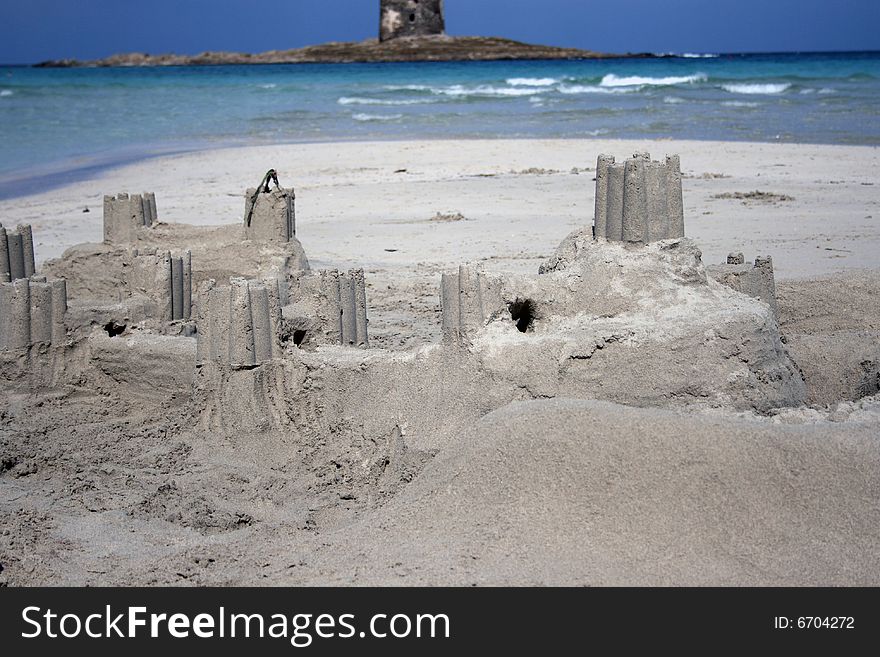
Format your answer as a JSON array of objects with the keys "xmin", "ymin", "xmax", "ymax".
[{"xmin": 0, "ymin": 52, "xmax": 878, "ymax": 195}]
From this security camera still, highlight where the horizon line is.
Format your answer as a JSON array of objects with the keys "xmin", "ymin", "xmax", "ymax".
[{"xmin": 2, "ymin": 48, "xmax": 879, "ymax": 68}]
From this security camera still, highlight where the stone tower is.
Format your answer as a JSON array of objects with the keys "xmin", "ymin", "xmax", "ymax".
[{"xmin": 379, "ymin": 0, "xmax": 445, "ymax": 42}]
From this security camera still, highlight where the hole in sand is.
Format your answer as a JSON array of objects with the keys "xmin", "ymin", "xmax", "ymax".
[
  {"xmin": 293, "ymin": 330, "xmax": 308, "ymax": 347},
  {"xmin": 103, "ymin": 322, "xmax": 126, "ymax": 337},
  {"xmin": 858, "ymin": 360, "xmax": 880, "ymax": 399},
  {"xmin": 508, "ymin": 298, "xmax": 536, "ymax": 333}
]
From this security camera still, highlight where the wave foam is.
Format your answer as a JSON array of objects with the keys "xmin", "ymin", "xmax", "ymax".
[
  {"xmin": 350, "ymin": 84, "xmax": 546, "ymax": 101},
  {"xmin": 681, "ymin": 53, "xmax": 719, "ymax": 59},
  {"xmin": 382, "ymin": 84, "xmax": 432, "ymax": 92},
  {"xmin": 663, "ymin": 96, "xmax": 686, "ymax": 104},
  {"xmin": 339, "ymin": 96, "xmax": 433, "ymax": 106},
  {"xmin": 438, "ymin": 85, "xmax": 543, "ymax": 97},
  {"xmin": 721, "ymin": 83, "xmax": 791, "ymax": 95},
  {"xmin": 352, "ymin": 113, "xmax": 403, "ymax": 122},
  {"xmin": 557, "ymin": 84, "xmax": 633, "ymax": 95},
  {"xmin": 721, "ymin": 100, "xmax": 760, "ymax": 108},
  {"xmin": 506, "ymin": 77, "xmax": 558, "ymax": 87},
  {"xmin": 0, "ymin": 90, "xmax": 12, "ymax": 97},
  {"xmin": 600, "ymin": 73, "xmax": 706, "ymax": 87},
  {"xmin": 800, "ymin": 87, "xmax": 836, "ymax": 95}
]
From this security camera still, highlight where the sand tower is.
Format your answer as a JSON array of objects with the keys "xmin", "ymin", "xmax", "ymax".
[
  {"xmin": 593, "ymin": 153, "xmax": 685, "ymax": 244},
  {"xmin": 379, "ymin": 0, "xmax": 445, "ymax": 42}
]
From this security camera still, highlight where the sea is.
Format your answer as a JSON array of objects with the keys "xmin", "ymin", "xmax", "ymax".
[{"xmin": 0, "ymin": 51, "xmax": 878, "ymax": 197}]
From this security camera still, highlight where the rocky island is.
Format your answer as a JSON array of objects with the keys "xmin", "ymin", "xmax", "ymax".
[
  {"xmin": 36, "ymin": 1, "xmax": 645, "ymax": 67},
  {"xmin": 35, "ymin": 35, "xmax": 642, "ymax": 68}
]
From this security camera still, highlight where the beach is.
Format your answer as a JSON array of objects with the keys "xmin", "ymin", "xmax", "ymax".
[
  {"xmin": 2, "ymin": 138, "xmax": 878, "ymax": 348},
  {"xmin": 2, "ymin": 137, "xmax": 880, "ymax": 585},
  {"xmin": 2, "ymin": 78, "xmax": 880, "ymax": 588},
  {"xmin": 5, "ymin": 2, "xmax": 880, "ymax": 640}
]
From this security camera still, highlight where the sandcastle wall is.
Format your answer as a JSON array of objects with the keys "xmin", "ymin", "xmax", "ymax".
[
  {"xmin": 129, "ymin": 249, "xmax": 192, "ymax": 322},
  {"xmin": 196, "ymin": 277, "xmax": 284, "ymax": 368},
  {"xmin": 594, "ymin": 153, "xmax": 684, "ymax": 244},
  {"xmin": 103, "ymin": 192, "xmax": 157, "ymax": 243},
  {"xmin": 708, "ymin": 253, "xmax": 778, "ymax": 314},
  {"xmin": 0, "ymin": 276, "xmax": 67, "ymax": 350},
  {"xmin": 1, "ymin": 223, "xmax": 36, "ymax": 282},
  {"xmin": 440, "ymin": 264, "xmax": 503, "ymax": 341},
  {"xmin": 244, "ymin": 189, "xmax": 295, "ymax": 244},
  {"xmin": 285, "ymin": 269, "xmax": 368, "ymax": 347}
]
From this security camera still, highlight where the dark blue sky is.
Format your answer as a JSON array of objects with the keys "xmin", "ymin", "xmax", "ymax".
[{"xmin": 1, "ymin": 0, "xmax": 878, "ymax": 64}]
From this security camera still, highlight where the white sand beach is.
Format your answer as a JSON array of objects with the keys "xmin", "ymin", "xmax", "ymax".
[{"xmin": 4, "ymin": 139, "xmax": 877, "ymax": 276}]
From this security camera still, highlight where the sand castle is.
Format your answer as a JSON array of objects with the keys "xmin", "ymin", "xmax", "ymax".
[
  {"xmin": 3, "ymin": 155, "xmax": 807, "ymax": 414},
  {"xmin": 22, "ymin": 152, "xmax": 880, "ymax": 441},
  {"xmin": 0, "ymin": 151, "xmax": 820, "ymax": 445},
  {"xmin": 4, "ymin": 153, "xmax": 880, "ymax": 588}
]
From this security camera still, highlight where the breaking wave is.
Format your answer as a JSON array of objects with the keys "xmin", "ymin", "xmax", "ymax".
[
  {"xmin": 600, "ymin": 73, "xmax": 707, "ymax": 87},
  {"xmin": 0, "ymin": 90, "xmax": 12, "ymax": 97},
  {"xmin": 348, "ymin": 84, "xmax": 546, "ymax": 102},
  {"xmin": 506, "ymin": 77, "xmax": 559, "ymax": 87},
  {"xmin": 437, "ymin": 85, "xmax": 544, "ymax": 97},
  {"xmin": 721, "ymin": 83, "xmax": 792, "ymax": 94}
]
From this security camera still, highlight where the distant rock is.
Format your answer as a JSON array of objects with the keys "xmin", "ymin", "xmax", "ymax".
[{"xmin": 34, "ymin": 36, "xmax": 653, "ymax": 68}]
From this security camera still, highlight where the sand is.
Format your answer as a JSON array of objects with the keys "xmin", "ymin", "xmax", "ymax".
[
  {"xmin": 3, "ymin": 139, "xmax": 877, "ymax": 348},
  {"xmin": 1, "ymin": 139, "xmax": 879, "ymax": 586},
  {"xmin": 5, "ymin": 139, "xmax": 877, "ymax": 274}
]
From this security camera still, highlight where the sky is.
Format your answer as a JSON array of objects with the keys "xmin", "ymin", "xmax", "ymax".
[{"xmin": 0, "ymin": 0, "xmax": 878, "ymax": 64}]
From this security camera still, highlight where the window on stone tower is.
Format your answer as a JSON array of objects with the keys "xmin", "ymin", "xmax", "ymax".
[{"xmin": 409, "ymin": 13, "xmax": 416, "ymax": 22}]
